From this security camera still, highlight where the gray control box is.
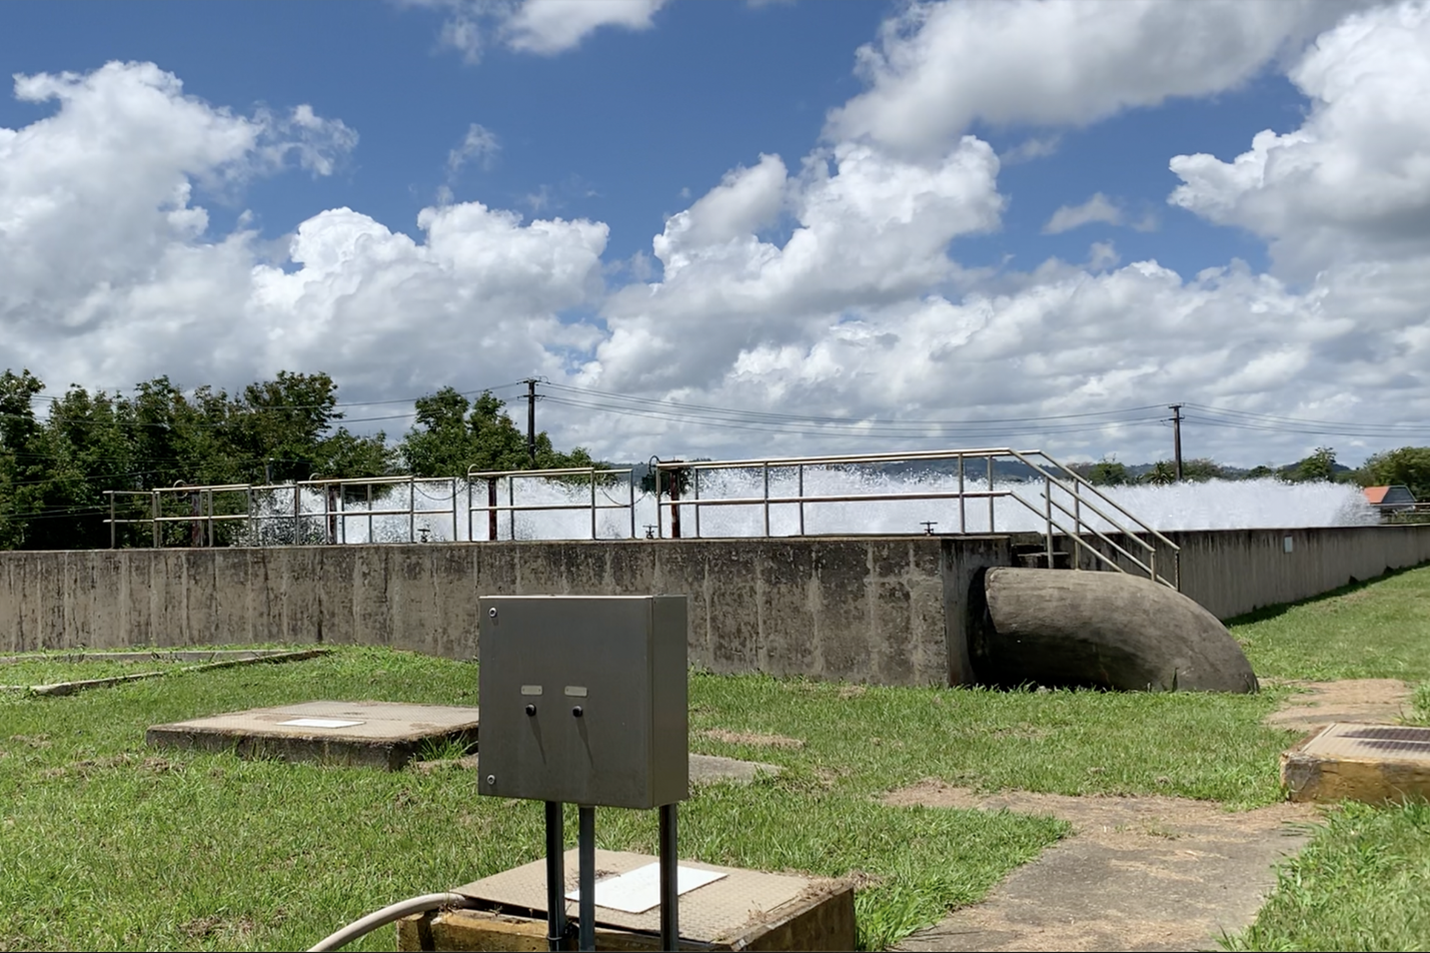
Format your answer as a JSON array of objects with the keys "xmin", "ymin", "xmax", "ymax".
[{"xmin": 477, "ymin": 595, "xmax": 689, "ymax": 809}]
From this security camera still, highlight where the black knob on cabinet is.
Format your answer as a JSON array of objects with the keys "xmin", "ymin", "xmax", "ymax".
[
  {"xmin": 571, "ymin": 706, "xmax": 584, "ymax": 718},
  {"xmin": 525, "ymin": 704, "xmax": 537, "ymax": 716}
]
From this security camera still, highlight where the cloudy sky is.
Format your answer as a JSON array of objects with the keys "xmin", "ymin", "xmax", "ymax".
[{"xmin": 2, "ymin": 0, "xmax": 1428, "ymax": 467}]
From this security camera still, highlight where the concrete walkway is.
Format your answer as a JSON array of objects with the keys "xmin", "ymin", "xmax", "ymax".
[
  {"xmin": 890, "ymin": 679, "xmax": 1416, "ymax": 951},
  {"xmin": 888, "ymin": 783, "xmax": 1317, "ymax": 952}
]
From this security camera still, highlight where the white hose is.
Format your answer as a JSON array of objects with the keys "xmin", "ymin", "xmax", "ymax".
[{"xmin": 307, "ymin": 892, "xmax": 472, "ymax": 952}]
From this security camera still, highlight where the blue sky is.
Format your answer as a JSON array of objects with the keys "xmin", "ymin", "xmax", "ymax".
[{"xmin": 2, "ymin": 0, "xmax": 1428, "ymax": 466}]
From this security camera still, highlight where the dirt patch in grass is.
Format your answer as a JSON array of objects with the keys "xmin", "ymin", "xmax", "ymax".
[
  {"xmin": 1263, "ymin": 678, "xmax": 1413, "ymax": 732},
  {"xmin": 701, "ymin": 728, "xmax": 805, "ymax": 749}
]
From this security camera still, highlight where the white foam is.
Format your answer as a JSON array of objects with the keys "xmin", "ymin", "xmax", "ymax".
[{"xmin": 238, "ymin": 471, "xmax": 1377, "ymax": 542}]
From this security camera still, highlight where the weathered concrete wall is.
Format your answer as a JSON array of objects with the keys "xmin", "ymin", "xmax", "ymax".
[
  {"xmin": 5, "ymin": 525, "xmax": 1425, "ymax": 686},
  {"xmin": 0, "ymin": 537, "xmax": 1010, "ymax": 686},
  {"xmin": 1073, "ymin": 524, "xmax": 1430, "ymax": 620}
]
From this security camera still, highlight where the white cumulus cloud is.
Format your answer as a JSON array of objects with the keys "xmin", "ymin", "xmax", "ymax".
[
  {"xmin": 1043, "ymin": 193, "xmax": 1124, "ymax": 234},
  {"xmin": 826, "ymin": 0, "xmax": 1354, "ymax": 158},
  {"xmin": 417, "ymin": 0, "xmax": 668, "ymax": 62},
  {"xmin": 1169, "ymin": 1, "xmax": 1430, "ymax": 279},
  {"xmin": 0, "ymin": 61, "xmax": 607, "ymax": 400}
]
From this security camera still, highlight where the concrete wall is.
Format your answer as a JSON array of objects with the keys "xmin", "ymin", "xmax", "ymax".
[
  {"xmin": 3, "ymin": 525, "xmax": 1427, "ymax": 686},
  {"xmin": 0, "ymin": 537, "xmax": 1011, "ymax": 687},
  {"xmin": 1072, "ymin": 524, "xmax": 1430, "ymax": 619}
]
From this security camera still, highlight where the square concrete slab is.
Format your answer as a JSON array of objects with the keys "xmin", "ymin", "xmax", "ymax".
[
  {"xmin": 146, "ymin": 700, "xmax": 480, "ymax": 771},
  {"xmin": 396, "ymin": 848, "xmax": 854, "ymax": 951},
  {"xmin": 1283, "ymin": 722, "xmax": 1430, "ymax": 803}
]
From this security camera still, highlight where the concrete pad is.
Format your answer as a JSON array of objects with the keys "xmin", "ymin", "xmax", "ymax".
[
  {"xmin": 146, "ymin": 700, "xmax": 479, "ymax": 771},
  {"xmin": 405, "ymin": 848, "xmax": 855, "ymax": 951},
  {"xmin": 689, "ymin": 753, "xmax": 782, "ymax": 785},
  {"xmin": 887, "ymin": 782, "xmax": 1319, "ymax": 953},
  {"xmin": 1283, "ymin": 722, "xmax": 1430, "ymax": 804}
]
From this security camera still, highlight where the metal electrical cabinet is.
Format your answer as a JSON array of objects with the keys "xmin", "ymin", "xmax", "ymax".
[{"xmin": 477, "ymin": 595, "xmax": 689, "ymax": 810}]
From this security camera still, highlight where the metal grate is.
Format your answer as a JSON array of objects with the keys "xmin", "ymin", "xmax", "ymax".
[{"xmin": 1302, "ymin": 723, "xmax": 1430, "ymax": 762}]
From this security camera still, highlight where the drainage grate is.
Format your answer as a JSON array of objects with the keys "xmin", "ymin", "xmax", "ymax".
[{"xmin": 1302, "ymin": 723, "xmax": 1430, "ymax": 762}]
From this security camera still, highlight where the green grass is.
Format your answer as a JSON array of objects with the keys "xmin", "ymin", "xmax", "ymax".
[
  {"xmin": 1226, "ymin": 802, "xmax": 1430, "ymax": 952},
  {"xmin": 1221, "ymin": 563, "xmax": 1430, "ymax": 952},
  {"xmin": 0, "ymin": 644, "xmax": 1297, "ymax": 952},
  {"xmin": 7, "ymin": 563, "xmax": 1430, "ymax": 951},
  {"xmin": 1228, "ymin": 565, "xmax": 1430, "ymax": 682}
]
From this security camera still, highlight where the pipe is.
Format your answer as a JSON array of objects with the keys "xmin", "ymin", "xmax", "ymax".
[{"xmin": 306, "ymin": 892, "xmax": 472, "ymax": 952}]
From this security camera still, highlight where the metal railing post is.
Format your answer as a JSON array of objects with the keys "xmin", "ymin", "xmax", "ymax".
[
  {"xmin": 958, "ymin": 454, "xmax": 966, "ymax": 534},
  {"xmin": 798, "ymin": 464, "xmax": 805, "ymax": 536},
  {"xmin": 987, "ymin": 457, "xmax": 995, "ymax": 533},
  {"xmin": 693, "ymin": 468, "xmax": 701, "ymax": 538},
  {"xmin": 409, "ymin": 476, "xmax": 416, "ymax": 543},
  {"xmin": 1044, "ymin": 475, "xmax": 1054, "ymax": 566},
  {"xmin": 487, "ymin": 479, "xmax": 498, "ymax": 541},
  {"xmin": 108, "ymin": 492, "xmax": 116, "ymax": 549},
  {"xmin": 762, "ymin": 462, "xmax": 771, "ymax": 536},
  {"xmin": 669, "ymin": 465, "xmax": 681, "ymax": 539},
  {"xmin": 590, "ymin": 471, "xmax": 597, "ymax": 540},
  {"xmin": 152, "ymin": 490, "xmax": 160, "ymax": 548}
]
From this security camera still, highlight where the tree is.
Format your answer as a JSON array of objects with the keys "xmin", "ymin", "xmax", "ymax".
[
  {"xmin": 1357, "ymin": 446, "xmax": 1430, "ymax": 500},
  {"xmin": 400, "ymin": 388, "xmax": 594, "ymax": 477},
  {"xmin": 1182, "ymin": 458, "xmax": 1225, "ymax": 482},
  {"xmin": 0, "ymin": 370, "xmax": 48, "ymax": 548},
  {"xmin": 1141, "ymin": 461, "xmax": 1176, "ymax": 485},
  {"xmin": 1071, "ymin": 456, "xmax": 1130, "ymax": 487},
  {"xmin": 1283, "ymin": 446, "xmax": 1337, "ymax": 483}
]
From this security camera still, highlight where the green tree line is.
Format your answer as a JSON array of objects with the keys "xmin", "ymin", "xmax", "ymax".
[
  {"xmin": 0, "ymin": 369, "xmax": 594, "ymax": 550},
  {"xmin": 1073, "ymin": 445, "xmax": 1430, "ymax": 495}
]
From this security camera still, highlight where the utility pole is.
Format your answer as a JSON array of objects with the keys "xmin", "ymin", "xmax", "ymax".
[
  {"xmin": 1169, "ymin": 404, "xmax": 1184, "ymax": 481},
  {"xmin": 524, "ymin": 378, "xmax": 539, "ymax": 467}
]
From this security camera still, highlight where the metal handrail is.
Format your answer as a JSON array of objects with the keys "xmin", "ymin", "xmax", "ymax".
[
  {"xmin": 97, "ymin": 448, "xmax": 1181, "ymax": 591},
  {"xmin": 466, "ymin": 466, "xmax": 637, "ymax": 541},
  {"xmin": 653, "ymin": 447, "xmax": 1180, "ymax": 589}
]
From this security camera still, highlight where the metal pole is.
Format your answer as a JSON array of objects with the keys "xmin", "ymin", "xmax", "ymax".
[
  {"xmin": 508, "ymin": 478, "xmax": 515, "ymax": 540},
  {"xmin": 986, "ymin": 457, "xmax": 995, "ymax": 533},
  {"xmin": 293, "ymin": 484, "xmax": 301, "ymax": 544},
  {"xmin": 527, "ymin": 378, "xmax": 538, "ymax": 467},
  {"xmin": 693, "ymin": 469, "xmax": 701, "ymax": 539},
  {"xmin": 958, "ymin": 455, "xmax": 966, "ymax": 534},
  {"xmin": 152, "ymin": 491, "xmax": 160, "ymax": 548},
  {"xmin": 578, "ymin": 805, "xmax": 596, "ymax": 952},
  {"xmin": 488, "ymin": 479, "xmax": 498, "ymax": 541},
  {"xmin": 1044, "ymin": 475, "xmax": 1054, "ymax": 567},
  {"xmin": 367, "ymin": 484, "xmax": 374, "ymax": 545},
  {"xmin": 452, "ymin": 478, "xmax": 459, "ymax": 543},
  {"xmin": 590, "ymin": 472, "xmax": 597, "ymax": 540},
  {"xmin": 1170, "ymin": 403, "xmax": 1184, "ymax": 481},
  {"xmin": 108, "ymin": 492, "xmax": 116, "ymax": 549},
  {"xmin": 629, "ymin": 473, "xmax": 636, "ymax": 539},
  {"xmin": 545, "ymin": 801, "xmax": 567, "ymax": 952},
  {"xmin": 762, "ymin": 462, "xmax": 770, "ymax": 537},
  {"xmin": 669, "ymin": 465, "xmax": 681, "ymax": 539},
  {"xmin": 798, "ymin": 464, "xmax": 805, "ymax": 537},
  {"xmin": 659, "ymin": 802, "xmax": 679, "ymax": 952},
  {"xmin": 409, "ymin": 476, "xmax": 416, "ymax": 543},
  {"xmin": 466, "ymin": 479, "xmax": 473, "ymax": 543}
]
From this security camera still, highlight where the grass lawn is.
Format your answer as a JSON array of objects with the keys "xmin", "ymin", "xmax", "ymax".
[
  {"xmin": 4, "ymin": 563, "xmax": 1429, "ymax": 952},
  {"xmin": 1223, "ymin": 564, "xmax": 1430, "ymax": 952},
  {"xmin": 2, "ymin": 643, "xmax": 1292, "ymax": 951}
]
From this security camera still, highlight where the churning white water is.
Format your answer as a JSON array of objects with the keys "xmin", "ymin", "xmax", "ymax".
[{"xmin": 249, "ymin": 471, "xmax": 1378, "ymax": 544}]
